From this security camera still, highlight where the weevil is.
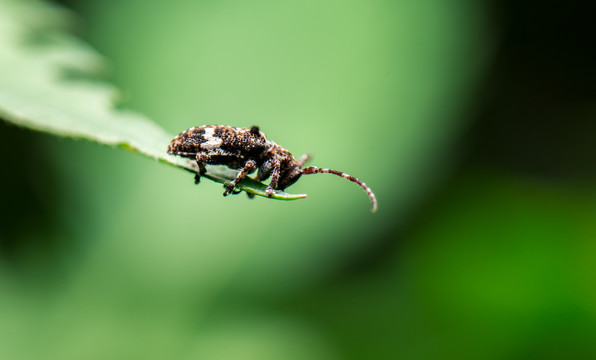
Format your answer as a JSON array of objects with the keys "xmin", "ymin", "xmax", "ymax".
[{"xmin": 167, "ymin": 125, "xmax": 377, "ymax": 212}]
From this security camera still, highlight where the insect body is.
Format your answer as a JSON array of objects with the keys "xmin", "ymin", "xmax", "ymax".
[{"xmin": 167, "ymin": 125, "xmax": 377, "ymax": 212}]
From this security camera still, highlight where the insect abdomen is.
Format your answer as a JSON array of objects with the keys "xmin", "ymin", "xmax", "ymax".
[{"xmin": 167, "ymin": 126, "xmax": 211, "ymax": 156}]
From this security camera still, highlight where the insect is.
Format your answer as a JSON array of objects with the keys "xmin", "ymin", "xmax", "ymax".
[{"xmin": 167, "ymin": 125, "xmax": 377, "ymax": 212}]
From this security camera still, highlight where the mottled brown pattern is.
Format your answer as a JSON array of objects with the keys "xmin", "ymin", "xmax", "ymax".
[
  {"xmin": 166, "ymin": 126, "xmax": 207, "ymax": 155},
  {"xmin": 167, "ymin": 125, "xmax": 377, "ymax": 211}
]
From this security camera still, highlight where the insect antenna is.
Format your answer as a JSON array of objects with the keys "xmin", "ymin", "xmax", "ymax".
[{"xmin": 300, "ymin": 166, "xmax": 377, "ymax": 212}]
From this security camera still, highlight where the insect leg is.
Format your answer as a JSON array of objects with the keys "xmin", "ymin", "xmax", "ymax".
[
  {"xmin": 265, "ymin": 158, "xmax": 281, "ymax": 197},
  {"xmin": 194, "ymin": 154, "xmax": 208, "ymax": 184},
  {"xmin": 223, "ymin": 160, "xmax": 257, "ymax": 196},
  {"xmin": 256, "ymin": 159, "xmax": 273, "ymax": 182}
]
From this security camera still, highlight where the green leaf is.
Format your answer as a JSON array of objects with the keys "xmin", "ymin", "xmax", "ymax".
[
  {"xmin": 204, "ymin": 167, "xmax": 306, "ymax": 200},
  {"xmin": 0, "ymin": 0, "xmax": 305, "ymax": 201}
]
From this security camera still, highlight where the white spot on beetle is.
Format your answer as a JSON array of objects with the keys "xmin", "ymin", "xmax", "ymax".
[{"xmin": 201, "ymin": 127, "xmax": 223, "ymax": 150}]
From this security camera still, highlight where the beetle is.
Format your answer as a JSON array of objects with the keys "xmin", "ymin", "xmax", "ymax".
[{"xmin": 167, "ymin": 125, "xmax": 377, "ymax": 212}]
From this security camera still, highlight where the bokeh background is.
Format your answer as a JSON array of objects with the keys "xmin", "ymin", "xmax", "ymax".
[{"xmin": 1, "ymin": 0, "xmax": 596, "ymax": 359}]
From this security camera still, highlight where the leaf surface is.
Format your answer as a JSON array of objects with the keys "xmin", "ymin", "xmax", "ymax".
[{"xmin": 0, "ymin": 0, "xmax": 305, "ymax": 200}]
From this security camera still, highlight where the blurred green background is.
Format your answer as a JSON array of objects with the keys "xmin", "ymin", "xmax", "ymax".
[{"xmin": 1, "ymin": 0, "xmax": 596, "ymax": 359}]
